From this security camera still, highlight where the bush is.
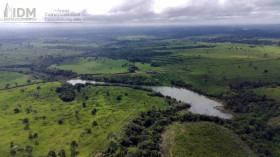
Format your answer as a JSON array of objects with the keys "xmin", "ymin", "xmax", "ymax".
[
  {"xmin": 58, "ymin": 149, "xmax": 66, "ymax": 157},
  {"xmin": 47, "ymin": 150, "xmax": 56, "ymax": 157},
  {"xmin": 56, "ymin": 84, "xmax": 76, "ymax": 102},
  {"xmin": 23, "ymin": 118, "xmax": 29, "ymax": 124},
  {"xmin": 92, "ymin": 121, "xmax": 98, "ymax": 127},
  {"xmin": 10, "ymin": 150, "xmax": 16, "ymax": 156},
  {"xmin": 117, "ymin": 95, "xmax": 122, "ymax": 101},
  {"xmin": 58, "ymin": 119, "xmax": 64, "ymax": 125},
  {"xmin": 91, "ymin": 109, "xmax": 97, "ymax": 115},
  {"xmin": 14, "ymin": 108, "xmax": 20, "ymax": 114}
]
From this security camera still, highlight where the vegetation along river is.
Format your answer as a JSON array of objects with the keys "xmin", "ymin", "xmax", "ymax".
[{"xmin": 68, "ymin": 79, "xmax": 233, "ymax": 119}]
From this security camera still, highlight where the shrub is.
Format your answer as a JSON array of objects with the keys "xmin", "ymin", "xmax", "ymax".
[
  {"xmin": 14, "ymin": 108, "xmax": 20, "ymax": 114},
  {"xmin": 117, "ymin": 95, "xmax": 122, "ymax": 101},
  {"xmin": 58, "ymin": 149, "xmax": 66, "ymax": 157},
  {"xmin": 47, "ymin": 150, "xmax": 56, "ymax": 157},
  {"xmin": 58, "ymin": 119, "xmax": 64, "ymax": 125},
  {"xmin": 10, "ymin": 150, "xmax": 16, "ymax": 156},
  {"xmin": 23, "ymin": 118, "xmax": 29, "ymax": 124},
  {"xmin": 92, "ymin": 121, "xmax": 98, "ymax": 127},
  {"xmin": 91, "ymin": 109, "xmax": 97, "ymax": 115}
]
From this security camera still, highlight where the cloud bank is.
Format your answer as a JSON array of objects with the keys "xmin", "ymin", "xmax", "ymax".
[
  {"xmin": 0, "ymin": 0, "xmax": 279, "ymax": 26},
  {"xmin": 83, "ymin": 0, "xmax": 280, "ymax": 25}
]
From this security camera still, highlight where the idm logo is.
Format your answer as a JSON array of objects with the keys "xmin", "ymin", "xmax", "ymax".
[{"xmin": 4, "ymin": 3, "xmax": 36, "ymax": 18}]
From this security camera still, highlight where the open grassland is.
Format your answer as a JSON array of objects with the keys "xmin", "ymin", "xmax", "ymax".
[
  {"xmin": 51, "ymin": 57, "xmax": 170, "ymax": 74},
  {"xmin": 134, "ymin": 41, "xmax": 280, "ymax": 95},
  {"xmin": 0, "ymin": 82, "xmax": 167, "ymax": 157},
  {"xmin": 161, "ymin": 122, "xmax": 256, "ymax": 157},
  {"xmin": 254, "ymin": 86, "xmax": 280, "ymax": 103},
  {"xmin": 0, "ymin": 39, "xmax": 87, "ymax": 67},
  {"xmin": 0, "ymin": 71, "xmax": 41, "ymax": 89},
  {"xmin": 51, "ymin": 57, "xmax": 130, "ymax": 74}
]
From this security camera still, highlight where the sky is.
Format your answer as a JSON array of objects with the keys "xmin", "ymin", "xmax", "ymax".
[{"xmin": 0, "ymin": 0, "xmax": 280, "ymax": 26}]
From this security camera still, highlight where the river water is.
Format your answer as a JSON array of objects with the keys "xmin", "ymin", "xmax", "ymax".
[{"xmin": 68, "ymin": 79, "xmax": 233, "ymax": 119}]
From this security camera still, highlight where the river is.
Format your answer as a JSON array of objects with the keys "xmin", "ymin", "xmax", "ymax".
[{"xmin": 68, "ymin": 79, "xmax": 233, "ymax": 119}]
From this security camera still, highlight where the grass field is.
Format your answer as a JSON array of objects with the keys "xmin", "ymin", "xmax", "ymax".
[
  {"xmin": 136, "ymin": 41, "xmax": 280, "ymax": 95},
  {"xmin": 161, "ymin": 122, "xmax": 256, "ymax": 157},
  {"xmin": 254, "ymin": 87, "xmax": 280, "ymax": 129},
  {"xmin": 0, "ymin": 30, "xmax": 279, "ymax": 157},
  {"xmin": 51, "ymin": 57, "xmax": 171, "ymax": 74},
  {"xmin": 0, "ymin": 82, "xmax": 168, "ymax": 157},
  {"xmin": 51, "ymin": 57, "xmax": 130, "ymax": 74},
  {"xmin": 0, "ymin": 40, "xmax": 84, "ymax": 67},
  {"xmin": 254, "ymin": 86, "xmax": 280, "ymax": 102},
  {"xmin": 0, "ymin": 71, "xmax": 41, "ymax": 89}
]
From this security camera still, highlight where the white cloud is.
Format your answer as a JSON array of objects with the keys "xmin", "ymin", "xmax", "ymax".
[{"xmin": 0, "ymin": 0, "xmax": 280, "ymax": 25}]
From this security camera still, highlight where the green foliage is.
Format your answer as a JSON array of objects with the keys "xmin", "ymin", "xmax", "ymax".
[
  {"xmin": 56, "ymin": 83, "xmax": 76, "ymax": 102},
  {"xmin": 0, "ymin": 82, "xmax": 167, "ymax": 156},
  {"xmin": 0, "ymin": 71, "xmax": 41, "ymax": 89},
  {"xmin": 162, "ymin": 122, "xmax": 256, "ymax": 157}
]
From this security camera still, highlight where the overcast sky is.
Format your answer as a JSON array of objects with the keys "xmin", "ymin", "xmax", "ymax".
[{"xmin": 0, "ymin": 0, "xmax": 280, "ymax": 26}]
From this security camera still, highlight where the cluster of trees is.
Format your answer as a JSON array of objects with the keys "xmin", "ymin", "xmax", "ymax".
[
  {"xmin": 42, "ymin": 68, "xmax": 77, "ymax": 79},
  {"xmin": 171, "ymin": 80, "xmax": 193, "ymax": 88},
  {"xmin": 105, "ymin": 97, "xmax": 228, "ymax": 156},
  {"xmin": 47, "ymin": 149, "xmax": 66, "ymax": 157},
  {"xmin": 96, "ymin": 79, "xmax": 279, "ymax": 156},
  {"xmin": 81, "ymin": 75, "xmax": 162, "ymax": 86},
  {"xmin": 220, "ymin": 81, "xmax": 280, "ymax": 156},
  {"xmin": 155, "ymin": 45, "xmax": 215, "ymax": 50},
  {"xmin": 204, "ymin": 36, "xmax": 277, "ymax": 46},
  {"xmin": 56, "ymin": 84, "xmax": 77, "ymax": 102},
  {"xmin": 93, "ymin": 48, "xmax": 171, "ymax": 63}
]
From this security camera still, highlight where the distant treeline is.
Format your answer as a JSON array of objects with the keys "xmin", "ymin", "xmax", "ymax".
[
  {"xmin": 203, "ymin": 36, "xmax": 280, "ymax": 46},
  {"xmin": 86, "ymin": 48, "xmax": 172, "ymax": 63},
  {"xmin": 154, "ymin": 45, "xmax": 216, "ymax": 50}
]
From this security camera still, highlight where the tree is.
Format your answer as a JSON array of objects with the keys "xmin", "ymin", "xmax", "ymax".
[
  {"xmin": 10, "ymin": 150, "xmax": 16, "ymax": 156},
  {"xmin": 25, "ymin": 145, "xmax": 33, "ymax": 155},
  {"xmin": 33, "ymin": 133, "xmax": 38, "ymax": 139},
  {"xmin": 85, "ymin": 128, "xmax": 92, "ymax": 134},
  {"xmin": 58, "ymin": 119, "xmax": 64, "ymax": 125},
  {"xmin": 108, "ymin": 141, "xmax": 118, "ymax": 153},
  {"xmin": 5, "ymin": 83, "xmax": 10, "ymax": 89},
  {"xmin": 92, "ymin": 121, "xmax": 98, "ymax": 127},
  {"xmin": 117, "ymin": 95, "xmax": 122, "ymax": 101},
  {"xmin": 47, "ymin": 150, "xmax": 57, "ymax": 157},
  {"xmin": 28, "ymin": 133, "xmax": 33, "ymax": 140},
  {"xmin": 56, "ymin": 84, "xmax": 76, "ymax": 102},
  {"xmin": 128, "ymin": 65, "xmax": 139, "ymax": 73},
  {"xmin": 23, "ymin": 118, "xmax": 29, "ymax": 124},
  {"xmin": 70, "ymin": 141, "xmax": 78, "ymax": 149},
  {"xmin": 91, "ymin": 109, "xmax": 97, "ymax": 115},
  {"xmin": 82, "ymin": 102, "xmax": 86, "ymax": 108},
  {"xmin": 24, "ymin": 124, "xmax": 29, "ymax": 130},
  {"xmin": 14, "ymin": 108, "xmax": 20, "ymax": 114},
  {"xmin": 58, "ymin": 149, "xmax": 66, "ymax": 157},
  {"xmin": 70, "ymin": 148, "xmax": 79, "ymax": 157}
]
